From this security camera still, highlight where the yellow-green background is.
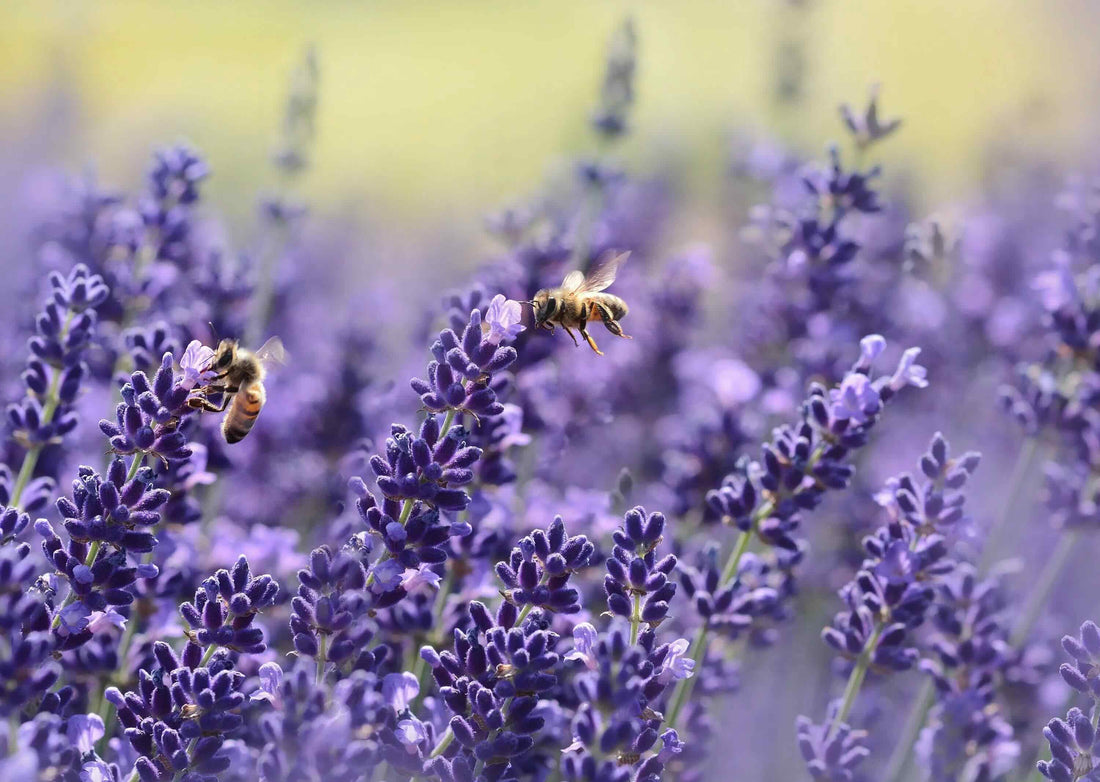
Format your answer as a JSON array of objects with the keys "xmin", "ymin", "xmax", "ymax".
[{"xmin": 0, "ymin": 0, "xmax": 1095, "ymax": 230}]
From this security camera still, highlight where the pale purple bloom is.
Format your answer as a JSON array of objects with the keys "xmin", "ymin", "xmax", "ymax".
[
  {"xmin": 888, "ymin": 347, "xmax": 929, "ymax": 391},
  {"xmin": 80, "ymin": 761, "xmax": 114, "ymax": 782},
  {"xmin": 369, "ymin": 560, "xmax": 404, "ymax": 593},
  {"xmin": 401, "ymin": 564, "xmax": 442, "ymax": 594},
  {"xmin": 179, "ymin": 339, "xmax": 216, "ymax": 390},
  {"xmin": 830, "ymin": 374, "xmax": 882, "ymax": 424},
  {"xmin": 382, "ymin": 671, "xmax": 419, "ymax": 713},
  {"xmin": 856, "ymin": 334, "xmax": 887, "ymax": 370},
  {"xmin": 58, "ymin": 601, "xmax": 93, "ymax": 635},
  {"xmin": 482, "ymin": 294, "xmax": 525, "ymax": 345},
  {"xmin": 67, "ymin": 714, "xmax": 104, "ymax": 754},
  {"xmin": 564, "ymin": 622, "xmax": 599, "ymax": 670},
  {"xmin": 87, "ymin": 608, "xmax": 127, "ymax": 635},
  {"xmin": 250, "ymin": 662, "xmax": 283, "ymax": 704},
  {"xmin": 657, "ymin": 638, "xmax": 695, "ymax": 683},
  {"xmin": 658, "ymin": 729, "xmax": 685, "ymax": 763},
  {"xmin": 395, "ymin": 718, "xmax": 427, "ymax": 754}
]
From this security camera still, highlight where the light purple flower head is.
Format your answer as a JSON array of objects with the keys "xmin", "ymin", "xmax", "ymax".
[
  {"xmin": 67, "ymin": 714, "xmax": 104, "ymax": 754},
  {"xmin": 369, "ymin": 560, "xmax": 404, "ymax": 593},
  {"xmin": 250, "ymin": 662, "xmax": 283, "ymax": 704},
  {"xmin": 564, "ymin": 622, "xmax": 599, "ymax": 671},
  {"xmin": 58, "ymin": 600, "xmax": 93, "ymax": 635},
  {"xmin": 482, "ymin": 294, "xmax": 526, "ymax": 345},
  {"xmin": 829, "ymin": 374, "xmax": 882, "ymax": 424},
  {"xmin": 658, "ymin": 729, "xmax": 685, "ymax": 763},
  {"xmin": 87, "ymin": 608, "xmax": 127, "ymax": 635},
  {"xmin": 401, "ymin": 564, "xmax": 442, "ymax": 594},
  {"xmin": 888, "ymin": 347, "xmax": 928, "ymax": 392},
  {"xmin": 395, "ymin": 718, "xmax": 427, "ymax": 754},
  {"xmin": 657, "ymin": 638, "xmax": 695, "ymax": 684},
  {"xmin": 855, "ymin": 334, "xmax": 887, "ymax": 371},
  {"xmin": 81, "ymin": 761, "xmax": 114, "ymax": 782},
  {"xmin": 179, "ymin": 339, "xmax": 216, "ymax": 390},
  {"xmin": 382, "ymin": 671, "xmax": 420, "ymax": 713}
]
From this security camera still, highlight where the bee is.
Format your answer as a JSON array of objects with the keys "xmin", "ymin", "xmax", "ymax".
[
  {"xmin": 530, "ymin": 251, "xmax": 632, "ymax": 355},
  {"xmin": 189, "ymin": 337, "xmax": 287, "ymax": 443}
]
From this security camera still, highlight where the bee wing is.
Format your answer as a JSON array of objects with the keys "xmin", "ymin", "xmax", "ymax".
[
  {"xmin": 254, "ymin": 336, "xmax": 288, "ymax": 368},
  {"xmin": 560, "ymin": 270, "xmax": 586, "ymax": 293},
  {"xmin": 578, "ymin": 250, "xmax": 629, "ymax": 292}
]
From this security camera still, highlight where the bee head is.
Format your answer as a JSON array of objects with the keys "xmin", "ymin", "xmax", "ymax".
[
  {"xmin": 210, "ymin": 339, "xmax": 239, "ymax": 371},
  {"xmin": 530, "ymin": 290, "xmax": 554, "ymax": 324}
]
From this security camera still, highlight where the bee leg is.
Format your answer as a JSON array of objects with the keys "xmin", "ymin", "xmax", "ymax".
[
  {"xmin": 187, "ymin": 387, "xmax": 238, "ymax": 413},
  {"xmin": 578, "ymin": 324, "xmax": 603, "ymax": 355},
  {"xmin": 562, "ymin": 326, "xmax": 580, "ymax": 347},
  {"xmin": 596, "ymin": 303, "xmax": 632, "ymax": 339}
]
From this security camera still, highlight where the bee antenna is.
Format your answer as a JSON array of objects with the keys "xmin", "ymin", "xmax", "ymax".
[{"xmin": 207, "ymin": 321, "xmax": 219, "ymax": 342}]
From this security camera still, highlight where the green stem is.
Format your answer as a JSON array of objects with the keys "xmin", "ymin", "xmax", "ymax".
[
  {"xmin": 977, "ymin": 436, "xmax": 1039, "ymax": 574},
  {"xmin": 439, "ymin": 409, "xmax": 457, "ymax": 439},
  {"xmin": 882, "ymin": 679, "xmax": 935, "ymax": 782},
  {"xmin": 316, "ymin": 634, "xmax": 328, "ymax": 684},
  {"xmin": 827, "ymin": 621, "xmax": 885, "ymax": 738},
  {"xmin": 668, "ymin": 527, "xmax": 753, "ymax": 730},
  {"xmin": 429, "ymin": 727, "xmax": 454, "ymax": 758},
  {"xmin": 666, "ymin": 622, "xmax": 710, "ymax": 730},
  {"xmin": 719, "ymin": 527, "xmax": 755, "ymax": 585},
  {"xmin": 629, "ymin": 592, "xmax": 642, "ymax": 645},
  {"xmin": 1010, "ymin": 531, "xmax": 1078, "ymax": 648},
  {"xmin": 10, "ymin": 312, "xmax": 76, "ymax": 510},
  {"xmin": 410, "ymin": 567, "xmax": 455, "ymax": 696},
  {"xmin": 125, "ymin": 453, "xmax": 146, "ymax": 482}
]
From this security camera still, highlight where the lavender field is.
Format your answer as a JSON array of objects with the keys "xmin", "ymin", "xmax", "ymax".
[{"xmin": 2, "ymin": 4, "xmax": 1100, "ymax": 782}]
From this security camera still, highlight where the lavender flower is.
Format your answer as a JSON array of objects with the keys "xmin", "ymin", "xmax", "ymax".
[{"xmin": 179, "ymin": 556, "xmax": 278, "ymax": 654}]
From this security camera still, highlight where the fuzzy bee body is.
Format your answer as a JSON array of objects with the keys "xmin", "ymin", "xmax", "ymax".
[
  {"xmin": 190, "ymin": 337, "xmax": 286, "ymax": 443},
  {"xmin": 531, "ymin": 251, "xmax": 632, "ymax": 355},
  {"xmin": 224, "ymin": 381, "xmax": 266, "ymax": 443}
]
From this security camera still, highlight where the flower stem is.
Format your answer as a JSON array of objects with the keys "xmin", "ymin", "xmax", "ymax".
[
  {"xmin": 1010, "ymin": 531, "xmax": 1079, "ymax": 648},
  {"xmin": 827, "ymin": 621, "xmax": 885, "ymax": 739},
  {"xmin": 666, "ymin": 622, "xmax": 709, "ymax": 730},
  {"xmin": 629, "ymin": 592, "xmax": 642, "ymax": 645},
  {"xmin": 316, "ymin": 634, "xmax": 328, "ymax": 684},
  {"xmin": 439, "ymin": 409, "xmax": 457, "ymax": 439},
  {"xmin": 126, "ymin": 454, "xmax": 146, "ymax": 482},
  {"xmin": 668, "ymin": 527, "xmax": 753, "ymax": 730},
  {"xmin": 10, "ymin": 313, "xmax": 75, "ymax": 510},
  {"xmin": 429, "ymin": 726, "xmax": 454, "ymax": 758}
]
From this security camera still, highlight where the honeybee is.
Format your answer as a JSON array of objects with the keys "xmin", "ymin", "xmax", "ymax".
[
  {"xmin": 189, "ymin": 337, "xmax": 287, "ymax": 443},
  {"xmin": 530, "ymin": 251, "xmax": 632, "ymax": 355}
]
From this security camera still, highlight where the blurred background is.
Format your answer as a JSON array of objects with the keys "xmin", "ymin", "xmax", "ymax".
[{"xmin": 2, "ymin": 0, "xmax": 1099, "ymax": 261}]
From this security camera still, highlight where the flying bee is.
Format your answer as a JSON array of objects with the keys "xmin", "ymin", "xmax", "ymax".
[
  {"xmin": 188, "ymin": 337, "xmax": 287, "ymax": 443},
  {"xmin": 530, "ymin": 250, "xmax": 632, "ymax": 355}
]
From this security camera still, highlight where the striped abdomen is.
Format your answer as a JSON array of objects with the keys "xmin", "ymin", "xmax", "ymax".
[
  {"xmin": 585, "ymin": 293, "xmax": 629, "ymax": 322},
  {"xmin": 222, "ymin": 382, "xmax": 266, "ymax": 443}
]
